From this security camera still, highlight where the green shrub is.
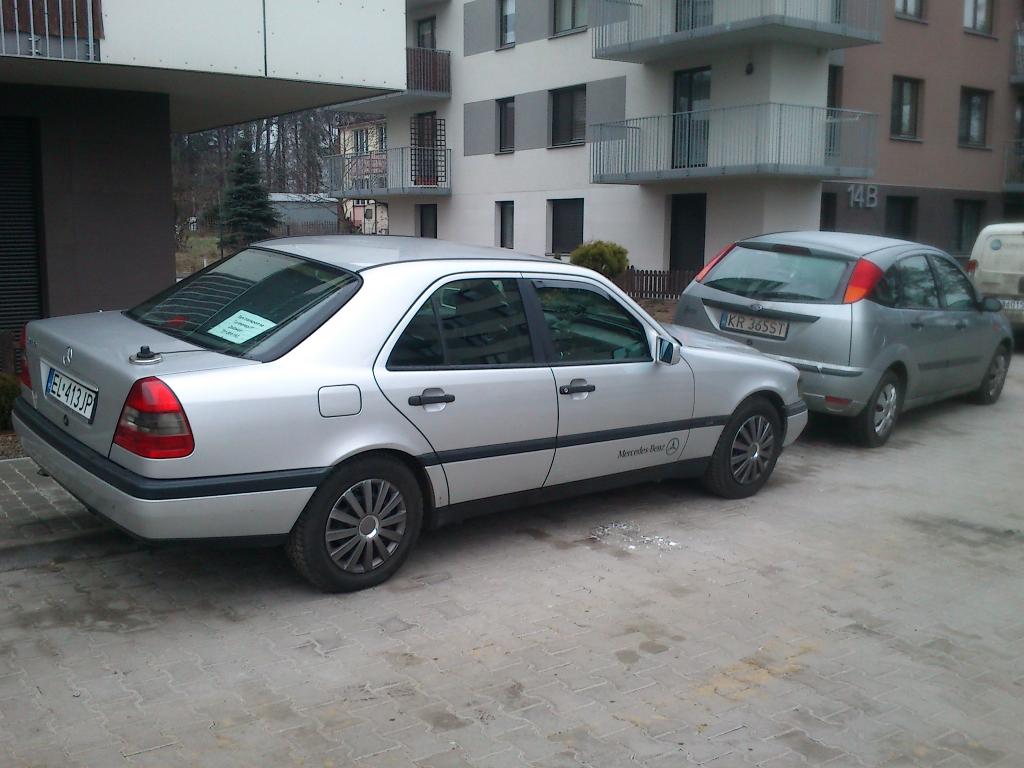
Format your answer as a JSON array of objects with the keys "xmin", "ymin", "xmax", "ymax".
[
  {"xmin": 0, "ymin": 373, "xmax": 18, "ymax": 432},
  {"xmin": 569, "ymin": 240, "xmax": 629, "ymax": 279}
]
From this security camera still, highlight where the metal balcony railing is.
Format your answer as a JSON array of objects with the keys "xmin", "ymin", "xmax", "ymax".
[
  {"xmin": 1005, "ymin": 141, "xmax": 1024, "ymax": 189},
  {"xmin": 590, "ymin": 103, "xmax": 878, "ymax": 183},
  {"xmin": 1, "ymin": 0, "xmax": 101, "ymax": 61},
  {"xmin": 592, "ymin": 0, "xmax": 882, "ymax": 60},
  {"xmin": 324, "ymin": 147, "xmax": 452, "ymax": 197},
  {"xmin": 406, "ymin": 47, "xmax": 451, "ymax": 94}
]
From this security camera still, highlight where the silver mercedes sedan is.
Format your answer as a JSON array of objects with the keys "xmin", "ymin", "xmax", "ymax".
[
  {"xmin": 14, "ymin": 237, "xmax": 806, "ymax": 591},
  {"xmin": 675, "ymin": 231, "xmax": 1013, "ymax": 447}
]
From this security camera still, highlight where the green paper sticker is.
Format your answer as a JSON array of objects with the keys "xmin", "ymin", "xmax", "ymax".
[{"xmin": 208, "ymin": 310, "xmax": 276, "ymax": 343}]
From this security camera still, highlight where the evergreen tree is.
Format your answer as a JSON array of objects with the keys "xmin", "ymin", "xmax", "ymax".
[{"xmin": 219, "ymin": 142, "xmax": 278, "ymax": 249}]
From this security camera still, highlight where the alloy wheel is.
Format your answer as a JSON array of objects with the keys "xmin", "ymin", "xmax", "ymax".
[
  {"xmin": 987, "ymin": 354, "xmax": 1008, "ymax": 398},
  {"xmin": 730, "ymin": 415, "xmax": 775, "ymax": 485},
  {"xmin": 324, "ymin": 479, "xmax": 407, "ymax": 574},
  {"xmin": 873, "ymin": 382, "xmax": 898, "ymax": 436}
]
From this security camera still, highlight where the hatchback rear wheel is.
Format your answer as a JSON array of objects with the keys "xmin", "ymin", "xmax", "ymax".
[
  {"xmin": 852, "ymin": 370, "xmax": 901, "ymax": 448},
  {"xmin": 287, "ymin": 456, "xmax": 423, "ymax": 592}
]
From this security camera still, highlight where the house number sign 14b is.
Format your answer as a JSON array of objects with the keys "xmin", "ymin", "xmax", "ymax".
[{"xmin": 847, "ymin": 184, "xmax": 878, "ymax": 209}]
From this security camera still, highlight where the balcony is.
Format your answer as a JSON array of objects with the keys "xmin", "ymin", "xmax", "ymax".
[
  {"xmin": 591, "ymin": 0, "xmax": 882, "ymax": 63},
  {"xmin": 1005, "ymin": 141, "xmax": 1024, "ymax": 191},
  {"xmin": 590, "ymin": 103, "xmax": 877, "ymax": 184},
  {"xmin": 325, "ymin": 147, "xmax": 452, "ymax": 198},
  {"xmin": 334, "ymin": 47, "xmax": 451, "ymax": 110},
  {"xmin": 1, "ymin": 0, "xmax": 101, "ymax": 61}
]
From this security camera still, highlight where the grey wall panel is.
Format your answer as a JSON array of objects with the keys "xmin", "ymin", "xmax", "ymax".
[
  {"xmin": 464, "ymin": 100, "xmax": 498, "ymax": 156},
  {"xmin": 585, "ymin": 76, "xmax": 627, "ymax": 141},
  {"xmin": 517, "ymin": 0, "xmax": 551, "ymax": 44},
  {"xmin": 464, "ymin": 0, "xmax": 497, "ymax": 56},
  {"xmin": 515, "ymin": 89, "xmax": 550, "ymax": 150}
]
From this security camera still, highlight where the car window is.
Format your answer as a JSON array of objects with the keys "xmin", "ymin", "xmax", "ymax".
[
  {"xmin": 895, "ymin": 255, "xmax": 940, "ymax": 309},
  {"xmin": 534, "ymin": 281, "xmax": 651, "ymax": 364},
  {"xmin": 702, "ymin": 246, "xmax": 851, "ymax": 303},
  {"xmin": 872, "ymin": 266, "xmax": 898, "ymax": 307},
  {"xmin": 388, "ymin": 278, "xmax": 535, "ymax": 368},
  {"xmin": 128, "ymin": 248, "xmax": 360, "ymax": 359},
  {"xmin": 930, "ymin": 256, "xmax": 976, "ymax": 310}
]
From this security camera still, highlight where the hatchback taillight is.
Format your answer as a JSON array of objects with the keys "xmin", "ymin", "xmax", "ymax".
[
  {"xmin": 113, "ymin": 377, "xmax": 194, "ymax": 459},
  {"xmin": 965, "ymin": 259, "xmax": 978, "ymax": 276},
  {"xmin": 695, "ymin": 243, "xmax": 735, "ymax": 283},
  {"xmin": 17, "ymin": 326, "xmax": 31, "ymax": 389},
  {"xmin": 843, "ymin": 259, "xmax": 884, "ymax": 304}
]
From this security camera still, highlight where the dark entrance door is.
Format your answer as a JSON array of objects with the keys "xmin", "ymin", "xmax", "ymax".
[
  {"xmin": 669, "ymin": 193, "xmax": 707, "ymax": 272},
  {"xmin": 672, "ymin": 67, "xmax": 711, "ymax": 169},
  {"xmin": 0, "ymin": 118, "xmax": 43, "ymax": 370},
  {"xmin": 418, "ymin": 204, "xmax": 438, "ymax": 238}
]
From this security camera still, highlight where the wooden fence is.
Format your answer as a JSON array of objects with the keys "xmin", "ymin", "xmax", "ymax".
[{"xmin": 613, "ymin": 268, "xmax": 697, "ymax": 301}]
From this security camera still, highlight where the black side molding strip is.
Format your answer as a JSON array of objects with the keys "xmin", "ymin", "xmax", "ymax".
[
  {"xmin": 788, "ymin": 361, "xmax": 863, "ymax": 378},
  {"xmin": 418, "ymin": 415, "xmax": 729, "ymax": 467},
  {"xmin": 14, "ymin": 398, "xmax": 328, "ymax": 502},
  {"xmin": 783, "ymin": 401, "xmax": 808, "ymax": 417}
]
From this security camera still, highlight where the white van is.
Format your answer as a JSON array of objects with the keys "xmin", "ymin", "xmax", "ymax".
[{"xmin": 969, "ymin": 224, "xmax": 1024, "ymax": 332}]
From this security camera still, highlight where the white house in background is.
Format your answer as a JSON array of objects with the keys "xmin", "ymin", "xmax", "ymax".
[
  {"xmin": 0, "ymin": 0, "xmax": 405, "ymax": 370},
  {"xmin": 325, "ymin": 0, "xmax": 881, "ymax": 270}
]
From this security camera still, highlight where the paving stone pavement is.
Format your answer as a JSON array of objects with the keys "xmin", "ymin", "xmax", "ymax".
[{"xmin": 1, "ymin": 354, "xmax": 1023, "ymax": 767}]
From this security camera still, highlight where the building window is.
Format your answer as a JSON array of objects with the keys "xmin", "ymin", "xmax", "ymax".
[
  {"xmin": 376, "ymin": 124, "xmax": 387, "ymax": 151},
  {"xmin": 963, "ymin": 0, "xmax": 992, "ymax": 33},
  {"xmin": 353, "ymin": 128, "xmax": 369, "ymax": 154},
  {"xmin": 499, "ymin": 0, "xmax": 516, "ymax": 47},
  {"xmin": 820, "ymin": 193, "xmax": 838, "ymax": 232},
  {"xmin": 885, "ymin": 196, "xmax": 917, "ymax": 240},
  {"xmin": 416, "ymin": 17, "xmax": 436, "ymax": 49},
  {"xmin": 551, "ymin": 85, "xmax": 587, "ymax": 146},
  {"xmin": 896, "ymin": 0, "xmax": 924, "ymax": 19},
  {"xmin": 890, "ymin": 77, "xmax": 921, "ymax": 139},
  {"xmin": 497, "ymin": 97, "xmax": 515, "ymax": 152},
  {"xmin": 959, "ymin": 88, "xmax": 990, "ymax": 147},
  {"xmin": 550, "ymin": 198, "xmax": 584, "ymax": 255},
  {"xmin": 954, "ymin": 200, "xmax": 984, "ymax": 253},
  {"xmin": 497, "ymin": 201, "xmax": 514, "ymax": 248},
  {"xmin": 554, "ymin": 0, "xmax": 587, "ymax": 33}
]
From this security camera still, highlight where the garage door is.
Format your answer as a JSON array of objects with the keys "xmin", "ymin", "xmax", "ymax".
[{"xmin": 0, "ymin": 118, "xmax": 43, "ymax": 335}]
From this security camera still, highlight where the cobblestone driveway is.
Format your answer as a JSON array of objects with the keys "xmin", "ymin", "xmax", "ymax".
[{"xmin": 1, "ymin": 356, "xmax": 1022, "ymax": 767}]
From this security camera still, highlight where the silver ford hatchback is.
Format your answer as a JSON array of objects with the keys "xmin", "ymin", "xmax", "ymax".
[{"xmin": 675, "ymin": 232, "xmax": 1013, "ymax": 447}]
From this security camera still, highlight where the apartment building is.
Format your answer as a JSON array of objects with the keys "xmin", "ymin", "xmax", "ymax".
[
  {"xmin": 823, "ymin": 0, "xmax": 1023, "ymax": 258},
  {"xmin": 0, "ymin": 0, "xmax": 404, "ymax": 365},
  {"xmin": 326, "ymin": 0, "xmax": 883, "ymax": 270}
]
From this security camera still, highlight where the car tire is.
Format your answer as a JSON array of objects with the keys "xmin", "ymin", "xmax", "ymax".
[
  {"xmin": 286, "ymin": 456, "xmax": 423, "ymax": 592},
  {"xmin": 702, "ymin": 396, "xmax": 783, "ymax": 500},
  {"xmin": 851, "ymin": 370, "xmax": 901, "ymax": 448},
  {"xmin": 972, "ymin": 346, "xmax": 1010, "ymax": 405}
]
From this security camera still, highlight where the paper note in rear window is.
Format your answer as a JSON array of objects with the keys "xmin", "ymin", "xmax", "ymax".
[{"xmin": 208, "ymin": 310, "xmax": 277, "ymax": 343}]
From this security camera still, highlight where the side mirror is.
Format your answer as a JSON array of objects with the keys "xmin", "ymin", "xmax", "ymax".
[
  {"xmin": 980, "ymin": 296, "xmax": 1003, "ymax": 313},
  {"xmin": 657, "ymin": 337, "xmax": 681, "ymax": 365}
]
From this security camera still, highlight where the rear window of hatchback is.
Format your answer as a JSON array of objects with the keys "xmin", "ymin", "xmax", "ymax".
[
  {"xmin": 703, "ymin": 245, "xmax": 854, "ymax": 303},
  {"xmin": 128, "ymin": 248, "xmax": 361, "ymax": 360}
]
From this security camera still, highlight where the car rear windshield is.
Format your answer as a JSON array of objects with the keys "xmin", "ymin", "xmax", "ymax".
[
  {"xmin": 128, "ymin": 248, "xmax": 360, "ymax": 359},
  {"xmin": 703, "ymin": 246, "xmax": 852, "ymax": 303}
]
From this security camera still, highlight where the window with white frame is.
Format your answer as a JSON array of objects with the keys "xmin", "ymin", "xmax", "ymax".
[
  {"xmin": 498, "ymin": 0, "xmax": 516, "ymax": 47},
  {"xmin": 554, "ymin": 0, "xmax": 587, "ymax": 34},
  {"xmin": 963, "ymin": 0, "xmax": 992, "ymax": 33}
]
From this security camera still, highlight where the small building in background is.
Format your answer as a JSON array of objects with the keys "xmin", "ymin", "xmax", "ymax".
[{"xmin": 268, "ymin": 193, "xmax": 342, "ymax": 235}]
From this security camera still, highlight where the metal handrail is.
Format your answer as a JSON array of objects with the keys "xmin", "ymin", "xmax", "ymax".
[
  {"xmin": 1, "ymin": 0, "xmax": 100, "ymax": 61},
  {"xmin": 406, "ymin": 47, "xmax": 451, "ymax": 93},
  {"xmin": 590, "ymin": 102, "xmax": 878, "ymax": 181},
  {"xmin": 324, "ymin": 147, "xmax": 452, "ymax": 194},
  {"xmin": 592, "ymin": 0, "xmax": 882, "ymax": 54}
]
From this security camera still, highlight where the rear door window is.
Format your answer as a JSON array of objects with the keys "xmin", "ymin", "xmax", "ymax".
[
  {"xmin": 930, "ymin": 256, "xmax": 976, "ymax": 310},
  {"xmin": 388, "ymin": 278, "xmax": 535, "ymax": 368},
  {"xmin": 128, "ymin": 248, "xmax": 360, "ymax": 358},
  {"xmin": 895, "ymin": 255, "xmax": 941, "ymax": 309},
  {"xmin": 702, "ymin": 246, "xmax": 851, "ymax": 303},
  {"xmin": 533, "ymin": 281, "xmax": 651, "ymax": 364}
]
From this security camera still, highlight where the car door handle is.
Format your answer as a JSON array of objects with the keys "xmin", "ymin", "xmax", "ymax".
[
  {"xmin": 408, "ymin": 391, "xmax": 455, "ymax": 406},
  {"xmin": 559, "ymin": 380, "xmax": 596, "ymax": 395}
]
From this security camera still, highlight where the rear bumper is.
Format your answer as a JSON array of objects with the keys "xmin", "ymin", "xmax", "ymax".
[
  {"xmin": 770, "ymin": 357, "xmax": 874, "ymax": 417},
  {"xmin": 12, "ymin": 398, "xmax": 317, "ymax": 540}
]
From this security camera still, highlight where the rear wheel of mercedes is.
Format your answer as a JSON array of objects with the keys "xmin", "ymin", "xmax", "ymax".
[
  {"xmin": 851, "ymin": 370, "xmax": 901, "ymax": 448},
  {"xmin": 702, "ymin": 396, "xmax": 782, "ymax": 500},
  {"xmin": 287, "ymin": 457, "xmax": 423, "ymax": 592}
]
